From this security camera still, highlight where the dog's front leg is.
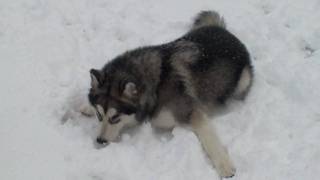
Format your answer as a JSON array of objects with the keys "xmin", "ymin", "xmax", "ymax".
[
  {"xmin": 151, "ymin": 108, "xmax": 176, "ymax": 130},
  {"xmin": 79, "ymin": 103, "xmax": 95, "ymax": 117},
  {"xmin": 96, "ymin": 119, "xmax": 110, "ymax": 145},
  {"xmin": 190, "ymin": 109, "xmax": 235, "ymax": 178}
]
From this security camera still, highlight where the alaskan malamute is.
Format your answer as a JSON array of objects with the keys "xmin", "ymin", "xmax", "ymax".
[{"xmin": 84, "ymin": 11, "xmax": 253, "ymax": 178}]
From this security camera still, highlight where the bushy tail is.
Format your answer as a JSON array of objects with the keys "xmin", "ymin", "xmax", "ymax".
[{"xmin": 191, "ymin": 10, "xmax": 226, "ymax": 30}]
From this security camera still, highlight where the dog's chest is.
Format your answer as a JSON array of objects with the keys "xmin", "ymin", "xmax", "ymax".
[{"xmin": 151, "ymin": 109, "xmax": 176, "ymax": 129}]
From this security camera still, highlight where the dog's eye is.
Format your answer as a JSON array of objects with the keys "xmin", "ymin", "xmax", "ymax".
[{"xmin": 109, "ymin": 114, "xmax": 120, "ymax": 124}]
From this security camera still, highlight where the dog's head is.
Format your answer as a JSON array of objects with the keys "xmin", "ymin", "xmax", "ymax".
[{"xmin": 88, "ymin": 68, "xmax": 141, "ymax": 143}]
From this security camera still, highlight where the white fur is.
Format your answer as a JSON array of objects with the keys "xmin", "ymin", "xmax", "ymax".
[
  {"xmin": 98, "ymin": 108, "xmax": 137, "ymax": 142},
  {"xmin": 96, "ymin": 105, "xmax": 105, "ymax": 116},
  {"xmin": 191, "ymin": 110, "xmax": 235, "ymax": 178},
  {"xmin": 106, "ymin": 108, "xmax": 116, "ymax": 118},
  {"xmin": 234, "ymin": 66, "xmax": 252, "ymax": 97},
  {"xmin": 124, "ymin": 82, "xmax": 138, "ymax": 97},
  {"xmin": 79, "ymin": 103, "xmax": 95, "ymax": 116},
  {"xmin": 151, "ymin": 109, "xmax": 176, "ymax": 130}
]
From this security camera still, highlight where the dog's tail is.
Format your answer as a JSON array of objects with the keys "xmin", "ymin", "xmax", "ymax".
[{"xmin": 191, "ymin": 10, "xmax": 226, "ymax": 30}]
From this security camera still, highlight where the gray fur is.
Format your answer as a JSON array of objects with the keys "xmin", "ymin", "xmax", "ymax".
[
  {"xmin": 192, "ymin": 10, "xmax": 226, "ymax": 30},
  {"xmin": 87, "ymin": 10, "xmax": 253, "ymax": 178}
]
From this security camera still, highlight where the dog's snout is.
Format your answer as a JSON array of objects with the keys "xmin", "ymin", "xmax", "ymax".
[{"xmin": 96, "ymin": 137, "xmax": 109, "ymax": 145}]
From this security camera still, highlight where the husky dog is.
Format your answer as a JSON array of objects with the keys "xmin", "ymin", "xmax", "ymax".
[{"xmin": 85, "ymin": 11, "xmax": 253, "ymax": 178}]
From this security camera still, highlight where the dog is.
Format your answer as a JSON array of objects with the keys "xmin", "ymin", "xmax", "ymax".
[{"xmin": 83, "ymin": 11, "xmax": 253, "ymax": 178}]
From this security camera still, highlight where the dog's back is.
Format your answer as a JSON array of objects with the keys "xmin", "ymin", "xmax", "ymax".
[
  {"xmin": 97, "ymin": 11, "xmax": 254, "ymax": 119},
  {"xmin": 160, "ymin": 11, "xmax": 253, "ymax": 110}
]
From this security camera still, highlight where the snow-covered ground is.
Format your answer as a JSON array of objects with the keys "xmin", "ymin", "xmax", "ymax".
[{"xmin": 1, "ymin": 0, "xmax": 320, "ymax": 179}]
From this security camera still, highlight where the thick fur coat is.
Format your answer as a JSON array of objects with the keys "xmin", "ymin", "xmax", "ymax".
[{"xmin": 85, "ymin": 11, "xmax": 253, "ymax": 178}]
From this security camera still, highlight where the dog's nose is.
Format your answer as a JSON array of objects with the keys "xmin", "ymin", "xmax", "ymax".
[{"xmin": 96, "ymin": 137, "xmax": 109, "ymax": 145}]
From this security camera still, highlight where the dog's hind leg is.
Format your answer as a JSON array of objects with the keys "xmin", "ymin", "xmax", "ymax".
[{"xmin": 191, "ymin": 110, "xmax": 235, "ymax": 178}]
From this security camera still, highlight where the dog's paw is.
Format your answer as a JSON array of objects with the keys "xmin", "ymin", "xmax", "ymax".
[
  {"xmin": 215, "ymin": 152, "xmax": 236, "ymax": 178},
  {"xmin": 79, "ymin": 104, "xmax": 95, "ymax": 117}
]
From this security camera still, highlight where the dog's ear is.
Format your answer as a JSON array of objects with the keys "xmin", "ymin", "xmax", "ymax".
[
  {"xmin": 123, "ymin": 82, "xmax": 138, "ymax": 98},
  {"xmin": 90, "ymin": 69, "xmax": 104, "ymax": 89}
]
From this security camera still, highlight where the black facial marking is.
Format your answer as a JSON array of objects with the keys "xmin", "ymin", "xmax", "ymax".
[
  {"xmin": 88, "ymin": 91, "xmax": 98, "ymax": 105},
  {"xmin": 119, "ymin": 105, "xmax": 137, "ymax": 115},
  {"xmin": 96, "ymin": 111, "xmax": 103, "ymax": 122}
]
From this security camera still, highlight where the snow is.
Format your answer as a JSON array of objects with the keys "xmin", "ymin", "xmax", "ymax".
[{"xmin": 0, "ymin": 0, "xmax": 319, "ymax": 179}]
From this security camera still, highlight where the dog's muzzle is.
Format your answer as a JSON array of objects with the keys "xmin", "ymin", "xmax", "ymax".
[{"xmin": 96, "ymin": 137, "xmax": 109, "ymax": 145}]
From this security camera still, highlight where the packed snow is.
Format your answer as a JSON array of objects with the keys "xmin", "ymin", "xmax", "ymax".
[{"xmin": 1, "ymin": 0, "xmax": 319, "ymax": 179}]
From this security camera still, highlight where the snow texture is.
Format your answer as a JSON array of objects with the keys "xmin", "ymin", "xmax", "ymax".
[{"xmin": 1, "ymin": 0, "xmax": 320, "ymax": 179}]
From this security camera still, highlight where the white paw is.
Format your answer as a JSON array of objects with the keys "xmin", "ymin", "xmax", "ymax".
[
  {"xmin": 79, "ymin": 104, "xmax": 95, "ymax": 117},
  {"xmin": 215, "ymin": 151, "xmax": 236, "ymax": 178}
]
